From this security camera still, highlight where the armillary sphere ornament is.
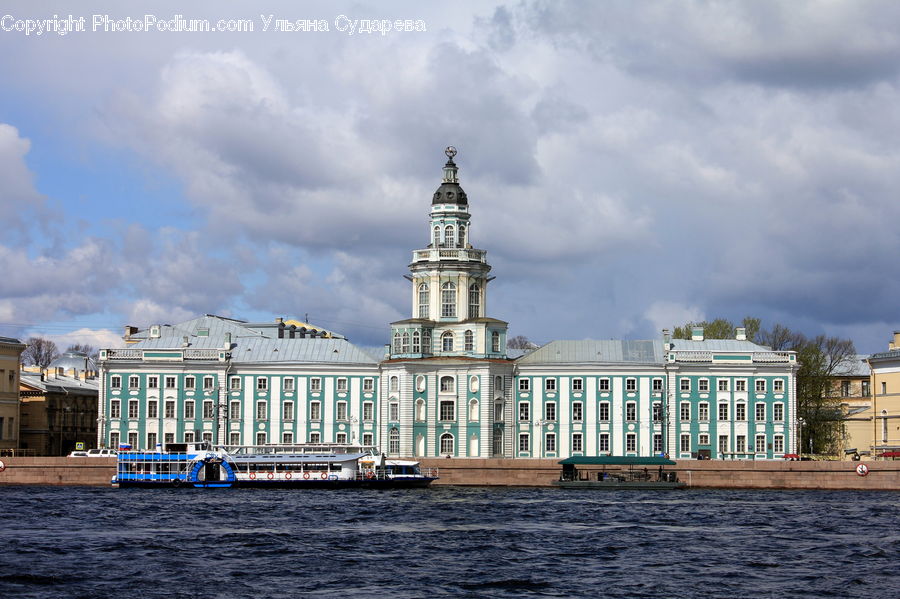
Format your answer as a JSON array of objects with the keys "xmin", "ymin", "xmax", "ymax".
[{"xmin": 445, "ymin": 146, "xmax": 457, "ymax": 159}]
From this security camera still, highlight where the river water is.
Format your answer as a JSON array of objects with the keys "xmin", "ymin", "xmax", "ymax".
[{"xmin": 0, "ymin": 486, "xmax": 897, "ymax": 598}]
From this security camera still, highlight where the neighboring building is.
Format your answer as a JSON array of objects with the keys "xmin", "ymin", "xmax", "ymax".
[
  {"xmin": 99, "ymin": 148, "xmax": 800, "ymax": 459},
  {"xmin": 868, "ymin": 332, "xmax": 900, "ymax": 456},
  {"xmin": 829, "ymin": 355, "xmax": 872, "ymax": 459},
  {"xmin": 20, "ymin": 355, "xmax": 99, "ymax": 455},
  {"xmin": 0, "ymin": 336, "xmax": 26, "ymax": 452}
]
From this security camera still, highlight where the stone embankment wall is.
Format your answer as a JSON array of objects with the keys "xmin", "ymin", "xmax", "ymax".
[
  {"xmin": 0, "ymin": 457, "xmax": 116, "ymax": 486},
  {"xmin": 419, "ymin": 458, "xmax": 900, "ymax": 490},
  {"xmin": 2, "ymin": 457, "xmax": 900, "ymax": 489}
]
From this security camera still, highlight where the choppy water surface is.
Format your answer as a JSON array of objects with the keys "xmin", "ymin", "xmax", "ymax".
[{"xmin": 1, "ymin": 486, "xmax": 898, "ymax": 598}]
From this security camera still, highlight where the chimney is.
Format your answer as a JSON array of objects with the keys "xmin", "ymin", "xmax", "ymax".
[
  {"xmin": 735, "ymin": 327, "xmax": 747, "ymax": 341},
  {"xmin": 223, "ymin": 332, "xmax": 232, "ymax": 349},
  {"xmin": 182, "ymin": 336, "xmax": 189, "ymax": 348},
  {"xmin": 691, "ymin": 327, "xmax": 704, "ymax": 341},
  {"xmin": 124, "ymin": 325, "xmax": 138, "ymax": 341},
  {"xmin": 891, "ymin": 331, "xmax": 900, "ymax": 350},
  {"xmin": 662, "ymin": 329, "xmax": 671, "ymax": 344}
]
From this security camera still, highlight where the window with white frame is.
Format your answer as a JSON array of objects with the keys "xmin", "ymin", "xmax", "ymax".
[
  {"xmin": 363, "ymin": 378, "xmax": 374, "ymax": 393},
  {"xmin": 282, "ymin": 432, "xmax": 294, "ymax": 444},
  {"xmin": 336, "ymin": 432, "xmax": 347, "ymax": 444},
  {"xmin": 283, "ymin": 401, "xmax": 294, "ymax": 420},
  {"xmin": 401, "ymin": 332, "xmax": 410, "ymax": 353},
  {"xmin": 440, "ymin": 376, "xmax": 455, "ymax": 393},
  {"xmin": 418, "ymin": 283, "xmax": 429, "ymax": 319},
  {"xmin": 363, "ymin": 401, "xmax": 374, "ymax": 421},
  {"xmin": 128, "ymin": 400, "xmax": 139, "ymax": 419},
  {"xmin": 494, "ymin": 401, "xmax": 504, "ymax": 422},
  {"xmin": 311, "ymin": 378, "xmax": 322, "ymax": 392},
  {"xmin": 147, "ymin": 432, "xmax": 157, "ymax": 450},
  {"xmin": 468, "ymin": 283, "xmax": 480, "ymax": 319},
  {"xmin": 412, "ymin": 331, "xmax": 421, "ymax": 353},
  {"xmin": 652, "ymin": 402, "xmax": 661, "ymax": 422},
  {"xmin": 545, "ymin": 378, "xmax": 556, "ymax": 392},
  {"xmin": 229, "ymin": 432, "xmax": 240, "ymax": 445},
  {"xmin": 257, "ymin": 377, "xmax": 268, "ymax": 391},
  {"xmin": 111, "ymin": 375, "xmax": 122, "ymax": 390},
  {"xmin": 362, "ymin": 433, "xmax": 374, "ymax": 446},
  {"xmin": 110, "ymin": 400, "xmax": 121, "ymax": 419},
  {"xmin": 203, "ymin": 400, "xmax": 214, "ymax": 419},
  {"xmin": 495, "ymin": 376, "xmax": 503, "ymax": 391},
  {"xmin": 718, "ymin": 403, "xmax": 729, "ymax": 421},
  {"xmin": 736, "ymin": 435, "xmax": 746, "ymax": 452},
  {"xmin": 735, "ymin": 380, "xmax": 746, "ymax": 392},
  {"xmin": 229, "ymin": 401, "xmax": 240, "ymax": 420},
  {"xmin": 699, "ymin": 402, "xmax": 709, "ymax": 421},
  {"xmin": 699, "ymin": 433, "xmax": 709, "ymax": 445},
  {"xmin": 680, "ymin": 378, "xmax": 690, "ymax": 392},
  {"xmin": 185, "ymin": 400, "xmax": 195, "ymax": 419},
  {"xmin": 626, "ymin": 378, "xmax": 636, "ymax": 392},
  {"xmin": 445, "ymin": 225, "xmax": 455, "ymax": 247},
  {"xmin": 572, "ymin": 401, "xmax": 583, "ymax": 422},
  {"xmin": 680, "ymin": 434, "xmax": 690, "ymax": 453},
  {"xmin": 519, "ymin": 402, "xmax": 530, "ymax": 421},
  {"xmin": 433, "ymin": 226, "xmax": 440, "ymax": 247},
  {"xmin": 698, "ymin": 379, "xmax": 709, "ymax": 392},
  {"xmin": 599, "ymin": 402, "xmax": 610, "ymax": 421},
  {"xmin": 390, "ymin": 402, "xmax": 399, "ymax": 421},
  {"xmin": 110, "ymin": 431, "xmax": 120, "ymax": 448},
  {"xmin": 545, "ymin": 433, "xmax": 557, "ymax": 453},
  {"xmin": 735, "ymin": 403, "xmax": 746, "ymax": 421},
  {"xmin": 545, "ymin": 402, "xmax": 556, "ymax": 421},
  {"xmin": 756, "ymin": 403, "xmax": 766, "ymax": 421},
  {"xmin": 204, "ymin": 376, "xmax": 215, "ymax": 391},
  {"xmin": 626, "ymin": 433, "xmax": 636, "ymax": 453},
  {"xmin": 653, "ymin": 433, "xmax": 663, "ymax": 453},
  {"xmin": 755, "ymin": 380, "xmax": 766, "ymax": 393},
  {"xmin": 256, "ymin": 432, "xmax": 266, "ymax": 445},
  {"xmin": 163, "ymin": 376, "xmax": 174, "ymax": 389},
  {"xmin": 148, "ymin": 401, "xmax": 158, "ymax": 418},
  {"xmin": 519, "ymin": 433, "xmax": 530, "ymax": 453},
  {"xmin": 519, "ymin": 379, "xmax": 530, "ymax": 392},
  {"xmin": 680, "ymin": 402, "xmax": 690, "ymax": 421},
  {"xmin": 468, "ymin": 399, "xmax": 478, "ymax": 421},
  {"xmin": 423, "ymin": 330, "xmax": 432, "ymax": 353},
  {"xmin": 256, "ymin": 401, "xmax": 267, "ymax": 420},
  {"xmin": 755, "ymin": 435, "xmax": 766, "ymax": 453},
  {"xmin": 773, "ymin": 379, "xmax": 784, "ymax": 393},
  {"xmin": 389, "ymin": 376, "xmax": 398, "ymax": 392},
  {"xmin": 229, "ymin": 377, "xmax": 240, "ymax": 390},
  {"xmin": 441, "ymin": 282, "xmax": 457, "ymax": 317},
  {"xmin": 440, "ymin": 432, "xmax": 454, "ymax": 455},
  {"xmin": 652, "ymin": 378, "xmax": 663, "ymax": 392},
  {"xmin": 185, "ymin": 376, "xmax": 195, "ymax": 390},
  {"xmin": 773, "ymin": 403, "xmax": 784, "ymax": 421},
  {"xmin": 148, "ymin": 376, "xmax": 158, "ymax": 389},
  {"xmin": 773, "ymin": 435, "xmax": 784, "ymax": 453},
  {"xmin": 337, "ymin": 378, "xmax": 348, "ymax": 393},
  {"xmin": 572, "ymin": 378, "xmax": 583, "ymax": 392},
  {"xmin": 310, "ymin": 401, "xmax": 321, "ymax": 420},
  {"xmin": 440, "ymin": 400, "xmax": 455, "ymax": 421},
  {"xmin": 572, "ymin": 433, "xmax": 583, "ymax": 453},
  {"xmin": 599, "ymin": 433, "xmax": 610, "ymax": 452},
  {"xmin": 464, "ymin": 330, "xmax": 474, "ymax": 351},
  {"xmin": 183, "ymin": 431, "xmax": 194, "ymax": 443},
  {"xmin": 336, "ymin": 401, "xmax": 348, "ymax": 421},
  {"xmin": 626, "ymin": 402, "xmax": 637, "ymax": 421},
  {"xmin": 718, "ymin": 435, "xmax": 729, "ymax": 454},
  {"xmin": 281, "ymin": 377, "xmax": 294, "ymax": 393},
  {"xmin": 599, "ymin": 378, "xmax": 610, "ymax": 391},
  {"xmin": 393, "ymin": 332, "xmax": 401, "ymax": 354},
  {"xmin": 491, "ymin": 331, "xmax": 500, "ymax": 353},
  {"xmin": 442, "ymin": 331, "xmax": 454, "ymax": 352},
  {"xmin": 129, "ymin": 375, "xmax": 139, "ymax": 389},
  {"xmin": 718, "ymin": 379, "xmax": 729, "ymax": 392}
]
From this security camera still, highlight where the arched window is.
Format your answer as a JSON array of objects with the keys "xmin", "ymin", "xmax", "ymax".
[
  {"xmin": 491, "ymin": 331, "xmax": 500, "ymax": 353},
  {"xmin": 469, "ymin": 399, "xmax": 479, "ymax": 421},
  {"xmin": 468, "ymin": 283, "xmax": 480, "ymax": 318},
  {"xmin": 445, "ymin": 225, "xmax": 455, "ymax": 248},
  {"xmin": 442, "ymin": 331, "xmax": 454, "ymax": 352},
  {"xmin": 423, "ymin": 330, "xmax": 432, "ymax": 353},
  {"xmin": 401, "ymin": 332, "xmax": 410, "ymax": 353},
  {"xmin": 412, "ymin": 331, "xmax": 421, "ymax": 353},
  {"xmin": 390, "ymin": 376, "xmax": 399, "ymax": 392},
  {"xmin": 393, "ymin": 331, "xmax": 401, "ymax": 353},
  {"xmin": 415, "ymin": 398, "xmax": 425, "ymax": 421},
  {"xmin": 418, "ymin": 283, "xmax": 429, "ymax": 319},
  {"xmin": 433, "ymin": 226, "xmax": 440, "ymax": 247},
  {"xmin": 440, "ymin": 376, "xmax": 455, "ymax": 393},
  {"xmin": 441, "ymin": 282, "xmax": 457, "ymax": 317},
  {"xmin": 458, "ymin": 225, "xmax": 466, "ymax": 247},
  {"xmin": 464, "ymin": 330, "xmax": 474, "ymax": 351},
  {"xmin": 440, "ymin": 432, "xmax": 454, "ymax": 455},
  {"xmin": 389, "ymin": 428, "xmax": 400, "ymax": 455}
]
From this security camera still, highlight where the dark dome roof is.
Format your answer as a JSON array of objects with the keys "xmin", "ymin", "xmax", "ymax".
[{"xmin": 432, "ymin": 182, "xmax": 468, "ymax": 205}]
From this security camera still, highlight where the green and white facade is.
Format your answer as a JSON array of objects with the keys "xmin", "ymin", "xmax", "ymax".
[{"xmin": 99, "ymin": 149, "xmax": 799, "ymax": 459}]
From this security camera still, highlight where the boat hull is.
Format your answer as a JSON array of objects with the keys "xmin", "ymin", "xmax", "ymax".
[
  {"xmin": 114, "ymin": 477, "xmax": 437, "ymax": 489},
  {"xmin": 552, "ymin": 480, "xmax": 686, "ymax": 490}
]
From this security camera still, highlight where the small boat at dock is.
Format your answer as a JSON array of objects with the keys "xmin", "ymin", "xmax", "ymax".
[{"xmin": 552, "ymin": 456, "xmax": 685, "ymax": 490}]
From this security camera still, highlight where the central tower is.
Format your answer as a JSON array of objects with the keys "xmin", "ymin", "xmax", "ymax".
[{"xmin": 390, "ymin": 147, "xmax": 507, "ymax": 358}]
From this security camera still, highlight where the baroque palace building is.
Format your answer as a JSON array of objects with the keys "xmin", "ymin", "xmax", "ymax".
[{"xmin": 98, "ymin": 148, "xmax": 799, "ymax": 459}]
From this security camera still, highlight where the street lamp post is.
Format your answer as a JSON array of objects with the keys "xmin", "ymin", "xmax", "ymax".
[{"xmin": 797, "ymin": 417, "xmax": 805, "ymax": 458}]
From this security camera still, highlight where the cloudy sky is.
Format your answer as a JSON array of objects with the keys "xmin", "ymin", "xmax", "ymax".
[{"xmin": 1, "ymin": 0, "xmax": 898, "ymax": 353}]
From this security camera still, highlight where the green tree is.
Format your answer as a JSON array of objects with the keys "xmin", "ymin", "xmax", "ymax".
[{"xmin": 672, "ymin": 317, "xmax": 760, "ymax": 341}]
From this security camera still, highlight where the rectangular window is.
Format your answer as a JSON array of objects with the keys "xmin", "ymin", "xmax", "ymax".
[
  {"xmin": 110, "ymin": 375, "xmax": 122, "ymax": 390},
  {"xmin": 147, "ymin": 432, "xmax": 157, "ymax": 450},
  {"xmin": 283, "ymin": 378, "xmax": 294, "ymax": 392},
  {"xmin": 203, "ymin": 400, "xmax": 214, "ymax": 419},
  {"xmin": 128, "ymin": 400, "xmax": 139, "ymax": 419},
  {"xmin": 735, "ymin": 403, "xmax": 746, "ymax": 421},
  {"xmin": 545, "ymin": 433, "xmax": 556, "ymax": 453},
  {"xmin": 518, "ymin": 379, "xmax": 530, "ymax": 392},
  {"xmin": 680, "ymin": 434, "xmax": 690, "ymax": 453},
  {"xmin": 203, "ymin": 376, "xmax": 214, "ymax": 390},
  {"xmin": 718, "ymin": 403, "xmax": 729, "ymax": 421},
  {"xmin": 773, "ymin": 379, "xmax": 784, "ymax": 393},
  {"xmin": 680, "ymin": 378, "xmax": 690, "ymax": 392},
  {"xmin": 519, "ymin": 402, "xmax": 530, "ymax": 421},
  {"xmin": 229, "ymin": 401, "xmax": 240, "ymax": 420},
  {"xmin": 599, "ymin": 378, "xmax": 610, "ymax": 391},
  {"xmin": 363, "ymin": 402, "xmax": 374, "ymax": 421},
  {"xmin": 882, "ymin": 381, "xmax": 887, "ymax": 395},
  {"xmin": 599, "ymin": 402, "xmax": 610, "ymax": 421},
  {"xmin": 309, "ymin": 432, "xmax": 321, "ymax": 444},
  {"xmin": 110, "ymin": 400, "xmax": 121, "ymax": 419},
  {"xmin": 626, "ymin": 402, "xmax": 636, "ymax": 421},
  {"xmin": 756, "ymin": 435, "xmax": 767, "ymax": 453},
  {"xmin": 362, "ymin": 433, "xmax": 374, "ymax": 446},
  {"xmin": 440, "ymin": 401, "xmax": 454, "ymax": 421},
  {"xmin": 699, "ymin": 402, "xmax": 709, "ymax": 421},
  {"xmin": 699, "ymin": 433, "xmax": 709, "ymax": 445},
  {"xmin": 519, "ymin": 433, "xmax": 530, "ymax": 453},
  {"xmin": 129, "ymin": 375, "xmax": 139, "ymax": 389},
  {"xmin": 719, "ymin": 435, "xmax": 729, "ymax": 454},
  {"xmin": 698, "ymin": 379, "xmax": 709, "ymax": 392},
  {"xmin": 257, "ymin": 378, "xmax": 268, "ymax": 391},
  {"xmin": 652, "ymin": 378, "xmax": 663, "ymax": 392},
  {"xmin": 545, "ymin": 378, "xmax": 557, "ymax": 392},
  {"xmin": 310, "ymin": 401, "xmax": 321, "ymax": 420},
  {"xmin": 736, "ymin": 435, "xmax": 746, "ymax": 452},
  {"xmin": 256, "ymin": 432, "xmax": 266, "ymax": 445},
  {"xmin": 653, "ymin": 433, "xmax": 663, "ymax": 453},
  {"xmin": 165, "ymin": 376, "xmax": 176, "ymax": 389},
  {"xmin": 572, "ymin": 433, "xmax": 583, "ymax": 453},
  {"xmin": 185, "ymin": 400, "xmax": 195, "ymax": 420},
  {"xmin": 110, "ymin": 432, "xmax": 120, "ymax": 449},
  {"xmin": 337, "ymin": 378, "xmax": 348, "ymax": 392},
  {"xmin": 572, "ymin": 378, "xmax": 583, "ymax": 392},
  {"xmin": 185, "ymin": 376, "xmax": 195, "ymax": 390},
  {"xmin": 626, "ymin": 378, "xmax": 636, "ymax": 392},
  {"xmin": 283, "ymin": 401, "xmax": 294, "ymax": 420},
  {"xmin": 774, "ymin": 435, "xmax": 784, "ymax": 453},
  {"xmin": 735, "ymin": 380, "xmax": 746, "ymax": 392},
  {"xmin": 230, "ymin": 377, "xmax": 241, "ymax": 390},
  {"xmin": 336, "ymin": 401, "xmax": 348, "ymax": 421},
  {"xmin": 652, "ymin": 403, "xmax": 661, "ymax": 422},
  {"xmin": 680, "ymin": 402, "xmax": 690, "ymax": 421},
  {"xmin": 147, "ymin": 401, "xmax": 158, "ymax": 418},
  {"xmin": 184, "ymin": 431, "xmax": 195, "ymax": 443},
  {"xmin": 599, "ymin": 433, "xmax": 610, "ymax": 452},
  {"xmin": 390, "ymin": 403, "xmax": 399, "ymax": 421},
  {"xmin": 164, "ymin": 433, "xmax": 174, "ymax": 444},
  {"xmin": 494, "ymin": 402, "xmax": 504, "ymax": 422},
  {"xmin": 773, "ymin": 403, "xmax": 784, "ymax": 421},
  {"xmin": 626, "ymin": 433, "xmax": 636, "ymax": 453},
  {"xmin": 336, "ymin": 432, "xmax": 347, "ymax": 444},
  {"xmin": 755, "ymin": 380, "xmax": 766, "ymax": 393},
  {"xmin": 229, "ymin": 432, "xmax": 241, "ymax": 445},
  {"xmin": 310, "ymin": 378, "xmax": 321, "ymax": 392},
  {"xmin": 148, "ymin": 376, "xmax": 158, "ymax": 389},
  {"xmin": 756, "ymin": 403, "xmax": 766, "ymax": 422},
  {"xmin": 862, "ymin": 380, "xmax": 870, "ymax": 397},
  {"xmin": 363, "ymin": 378, "xmax": 374, "ymax": 393},
  {"xmin": 572, "ymin": 402, "xmax": 583, "ymax": 422},
  {"xmin": 545, "ymin": 403, "xmax": 556, "ymax": 421},
  {"xmin": 718, "ymin": 379, "xmax": 729, "ymax": 392}
]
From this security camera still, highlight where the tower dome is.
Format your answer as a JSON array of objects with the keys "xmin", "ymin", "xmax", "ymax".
[{"xmin": 432, "ymin": 146, "xmax": 468, "ymax": 205}]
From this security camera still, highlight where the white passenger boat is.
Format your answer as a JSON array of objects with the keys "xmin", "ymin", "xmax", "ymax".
[
  {"xmin": 112, "ymin": 442, "xmax": 438, "ymax": 489},
  {"xmin": 552, "ymin": 456, "xmax": 686, "ymax": 490}
]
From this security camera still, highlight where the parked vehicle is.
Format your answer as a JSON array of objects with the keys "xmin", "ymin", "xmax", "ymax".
[{"xmin": 68, "ymin": 448, "xmax": 118, "ymax": 458}]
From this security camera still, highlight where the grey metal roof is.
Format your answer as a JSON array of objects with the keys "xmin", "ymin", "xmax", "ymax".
[
  {"xmin": 20, "ymin": 372, "xmax": 99, "ymax": 393},
  {"xmin": 833, "ymin": 355, "xmax": 870, "ymax": 377},
  {"xmin": 870, "ymin": 349, "xmax": 900, "ymax": 361},
  {"xmin": 669, "ymin": 339, "xmax": 772, "ymax": 352},
  {"xmin": 0, "ymin": 336, "xmax": 24, "ymax": 345},
  {"xmin": 48, "ymin": 351, "xmax": 97, "ymax": 371},
  {"xmin": 517, "ymin": 340, "xmax": 664, "ymax": 365}
]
